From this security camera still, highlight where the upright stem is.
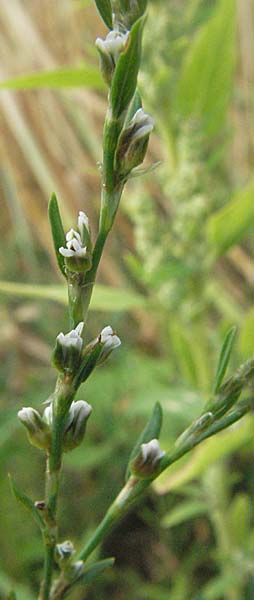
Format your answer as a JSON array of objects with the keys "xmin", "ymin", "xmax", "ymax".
[{"xmin": 39, "ymin": 376, "xmax": 76, "ymax": 600}]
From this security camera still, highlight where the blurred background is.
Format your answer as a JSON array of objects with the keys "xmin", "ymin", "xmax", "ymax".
[{"xmin": 0, "ymin": 0, "xmax": 253, "ymax": 598}]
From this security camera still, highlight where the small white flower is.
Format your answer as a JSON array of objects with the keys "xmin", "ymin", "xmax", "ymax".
[
  {"xmin": 57, "ymin": 322, "xmax": 84, "ymax": 355},
  {"xmin": 44, "ymin": 399, "xmax": 91, "ymax": 433},
  {"xmin": 140, "ymin": 439, "xmax": 165, "ymax": 466},
  {"xmin": 99, "ymin": 325, "xmax": 121, "ymax": 350},
  {"xmin": 68, "ymin": 400, "xmax": 92, "ymax": 424},
  {"xmin": 59, "ymin": 228, "xmax": 88, "ymax": 259},
  {"xmin": 130, "ymin": 109, "xmax": 155, "ymax": 140},
  {"xmin": 95, "ymin": 30, "xmax": 129, "ymax": 63},
  {"xmin": 18, "ymin": 407, "xmax": 41, "ymax": 432}
]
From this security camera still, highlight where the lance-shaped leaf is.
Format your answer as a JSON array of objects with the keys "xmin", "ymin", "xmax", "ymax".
[
  {"xmin": 125, "ymin": 402, "xmax": 163, "ymax": 481},
  {"xmin": 0, "ymin": 65, "xmax": 104, "ymax": 91},
  {"xmin": 205, "ymin": 358, "xmax": 254, "ymax": 419},
  {"xmin": 110, "ymin": 16, "xmax": 145, "ymax": 118},
  {"xmin": 48, "ymin": 193, "xmax": 66, "ymax": 278},
  {"xmin": 213, "ymin": 326, "xmax": 237, "ymax": 393},
  {"xmin": 94, "ymin": 0, "xmax": 113, "ymax": 30},
  {"xmin": 78, "ymin": 557, "xmax": 115, "ymax": 586},
  {"xmin": 9, "ymin": 475, "xmax": 45, "ymax": 532}
]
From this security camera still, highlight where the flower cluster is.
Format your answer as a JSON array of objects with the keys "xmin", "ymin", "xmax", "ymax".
[{"xmin": 59, "ymin": 212, "xmax": 92, "ymax": 273}]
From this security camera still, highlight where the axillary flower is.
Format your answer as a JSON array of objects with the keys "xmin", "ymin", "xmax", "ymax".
[
  {"xmin": 52, "ymin": 322, "xmax": 84, "ymax": 373},
  {"xmin": 116, "ymin": 108, "xmax": 155, "ymax": 178},
  {"xmin": 130, "ymin": 438, "xmax": 165, "ymax": 478},
  {"xmin": 96, "ymin": 30, "xmax": 129, "ymax": 85},
  {"xmin": 59, "ymin": 211, "xmax": 92, "ymax": 273},
  {"xmin": 97, "ymin": 325, "xmax": 121, "ymax": 363}
]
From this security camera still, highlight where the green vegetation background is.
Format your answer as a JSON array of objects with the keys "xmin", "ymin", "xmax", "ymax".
[{"xmin": 0, "ymin": 0, "xmax": 253, "ymax": 598}]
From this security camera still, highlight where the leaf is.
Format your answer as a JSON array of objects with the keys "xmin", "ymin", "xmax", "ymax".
[
  {"xmin": 175, "ymin": 0, "xmax": 236, "ymax": 136},
  {"xmin": 207, "ymin": 182, "xmax": 254, "ymax": 255},
  {"xmin": 110, "ymin": 16, "xmax": 145, "ymax": 118},
  {"xmin": 125, "ymin": 402, "xmax": 163, "ymax": 480},
  {"xmin": 94, "ymin": 0, "xmax": 113, "ymax": 29},
  {"xmin": 78, "ymin": 557, "xmax": 115, "ymax": 586},
  {"xmin": 162, "ymin": 500, "xmax": 207, "ymax": 529},
  {"xmin": 48, "ymin": 193, "xmax": 66, "ymax": 277},
  {"xmin": 0, "ymin": 281, "xmax": 146, "ymax": 311},
  {"xmin": 9, "ymin": 476, "xmax": 45, "ymax": 532},
  {"xmin": 0, "ymin": 66, "xmax": 104, "ymax": 90},
  {"xmin": 213, "ymin": 326, "xmax": 237, "ymax": 393}
]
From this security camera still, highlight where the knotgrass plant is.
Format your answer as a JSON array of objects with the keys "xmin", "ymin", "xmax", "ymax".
[{"xmin": 10, "ymin": 1, "xmax": 253, "ymax": 598}]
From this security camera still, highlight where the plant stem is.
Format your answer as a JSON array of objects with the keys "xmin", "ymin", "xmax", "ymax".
[
  {"xmin": 76, "ymin": 399, "xmax": 250, "ymax": 565},
  {"xmin": 39, "ymin": 376, "xmax": 77, "ymax": 599}
]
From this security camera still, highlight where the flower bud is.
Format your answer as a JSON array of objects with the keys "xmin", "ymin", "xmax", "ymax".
[
  {"xmin": 95, "ymin": 30, "xmax": 129, "ymax": 86},
  {"xmin": 55, "ymin": 540, "xmax": 75, "ymax": 568},
  {"xmin": 130, "ymin": 438, "xmax": 165, "ymax": 478},
  {"xmin": 59, "ymin": 228, "xmax": 92, "ymax": 273},
  {"xmin": 52, "ymin": 322, "xmax": 84, "ymax": 374},
  {"xmin": 18, "ymin": 407, "xmax": 50, "ymax": 450},
  {"xmin": 115, "ymin": 108, "xmax": 155, "ymax": 177},
  {"xmin": 63, "ymin": 400, "xmax": 92, "ymax": 451},
  {"xmin": 97, "ymin": 325, "xmax": 121, "ymax": 364}
]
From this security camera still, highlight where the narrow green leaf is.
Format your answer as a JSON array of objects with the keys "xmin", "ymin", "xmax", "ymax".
[
  {"xmin": 175, "ymin": 0, "xmax": 236, "ymax": 136},
  {"xmin": 9, "ymin": 476, "xmax": 45, "ymax": 532},
  {"xmin": 94, "ymin": 0, "xmax": 113, "ymax": 29},
  {"xmin": 213, "ymin": 326, "xmax": 237, "ymax": 393},
  {"xmin": 162, "ymin": 500, "xmax": 207, "ymax": 529},
  {"xmin": 0, "ymin": 280, "xmax": 146, "ymax": 311},
  {"xmin": 48, "ymin": 193, "xmax": 67, "ymax": 277},
  {"xmin": 207, "ymin": 182, "xmax": 254, "ymax": 255},
  {"xmin": 125, "ymin": 402, "xmax": 163, "ymax": 480},
  {"xmin": 0, "ymin": 66, "xmax": 104, "ymax": 90},
  {"xmin": 110, "ymin": 16, "xmax": 145, "ymax": 118},
  {"xmin": 79, "ymin": 557, "xmax": 115, "ymax": 586}
]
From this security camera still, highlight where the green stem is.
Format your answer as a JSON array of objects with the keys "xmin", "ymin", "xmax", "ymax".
[
  {"xmin": 39, "ymin": 377, "xmax": 77, "ymax": 600},
  {"xmin": 78, "ymin": 477, "xmax": 150, "ymax": 562},
  {"xmin": 76, "ymin": 399, "xmax": 250, "ymax": 565}
]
